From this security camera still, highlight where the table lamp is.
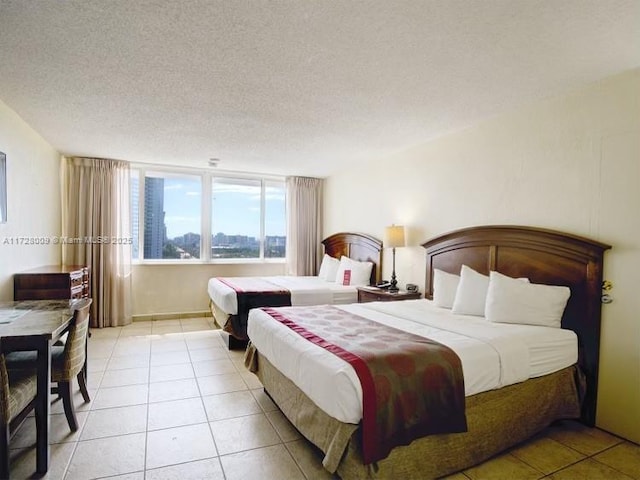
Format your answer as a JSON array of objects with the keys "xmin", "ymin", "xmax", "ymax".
[{"xmin": 384, "ymin": 225, "xmax": 405, "ymax": 292}]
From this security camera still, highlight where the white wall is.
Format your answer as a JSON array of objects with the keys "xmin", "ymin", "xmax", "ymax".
[
  {"xmin": 0, "ymin": 100, "xmax": 61, "ymax": 301},
  {"xmin": 132, "ymin": 262, "xmax": 285, "ymax": 316},
  {"xmin": 324, "ymin": 68, "xmax": 640, "ymax": 442}
]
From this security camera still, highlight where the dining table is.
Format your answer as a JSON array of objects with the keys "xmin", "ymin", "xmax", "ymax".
[{"xmin": 0, "ymin": 299, "xmax": 78, "ymax": 475}]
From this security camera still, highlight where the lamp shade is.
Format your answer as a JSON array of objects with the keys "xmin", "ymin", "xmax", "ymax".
[{"xmin": 384, "ymin": 225, "xmax": 405, "ymax": 248}]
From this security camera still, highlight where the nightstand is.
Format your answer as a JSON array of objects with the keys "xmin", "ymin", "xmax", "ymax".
[{"xmin": 357, "ymin": 286, "xmax": 422, "ymax": 303}]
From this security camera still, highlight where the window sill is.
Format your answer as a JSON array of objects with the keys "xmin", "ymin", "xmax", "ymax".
[{"xmin": 132, "ymin": 258, "xmax": 286, "ymax": 266}]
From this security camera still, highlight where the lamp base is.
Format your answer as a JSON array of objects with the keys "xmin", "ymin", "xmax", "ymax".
[{"xmin": 389, "ymin": 247, "xmax": 399, "ymax": 292}]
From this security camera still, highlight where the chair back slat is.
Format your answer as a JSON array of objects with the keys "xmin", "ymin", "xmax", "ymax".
[
  {"xmin": 0, "ymin": 345, "xmax": 9, "ymax": 424},
  {"xmin": 61, "ymin": 298, "xmax": 92, "ymax": 378}
]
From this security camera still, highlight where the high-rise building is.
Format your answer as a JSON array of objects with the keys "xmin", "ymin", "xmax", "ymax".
[
  {"xmin": 144, "ymin": 177, "xmax": 165, "ymax": 259},
  {"xmin": 131, "ymin": 175, "xmax": 139, "ymax": 258}
]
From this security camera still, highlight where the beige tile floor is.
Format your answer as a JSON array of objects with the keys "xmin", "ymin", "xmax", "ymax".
[{"xmin": 7, "ymin": 318, "xmax": 640, "ymax": 479}]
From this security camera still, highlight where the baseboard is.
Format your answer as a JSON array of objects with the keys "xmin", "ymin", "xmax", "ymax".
[{"xmin": 132, "ymin": 310, "xmax": 213, "ymax": 322}]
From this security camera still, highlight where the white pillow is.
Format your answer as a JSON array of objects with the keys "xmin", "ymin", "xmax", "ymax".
[
  {"xmin": 335, "ymin": 256, "xmax": 373, "ymax": 286},
  {"xmin": 451, "ymin": 265, "xmax": 489, "ymax": 316},
  {"xmin": 318, "ymin": 254, "xmax": 340, "ymax": 282},
  {"xmin": 433, "ymin": 269, "xmax": 460, "ymax": 308},
  {"xmin": 485, "ymin": 270, "xmax": 571, "ymax": 328}
]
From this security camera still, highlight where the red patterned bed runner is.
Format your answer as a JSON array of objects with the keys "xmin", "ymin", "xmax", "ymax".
[
  {"xmin": 261, "ymin": 304, "xmax": 467, "ymax": 464},
  {"xmin": 217, "ymin": 278, "xmax": 291, "ymax": 340}
]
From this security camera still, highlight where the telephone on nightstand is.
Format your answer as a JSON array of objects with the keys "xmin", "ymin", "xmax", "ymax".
[
  {"xmin": 406, "ymin": 283, "xmax": 419, "ymax": 292},
  {"xmin": 376, "ymin": 281, "xmax": 391, "ymax": 289}
]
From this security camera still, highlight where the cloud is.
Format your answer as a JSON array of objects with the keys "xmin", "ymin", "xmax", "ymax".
[
  {"xmin": 265, "ymin": 193, "xmax": 285, "ymax": 201},
  {"xmin": 213, "ymin": 183, "xmax": 260, "ymax": 195},
  {"xmin": 213, "ymin": 182, "xmax": 285, "ymax": 201},
  {"xmin": 164, "ymin": 183, "xmax": 185, "ymax": 191},
  {"xmin": 165, "ymin": 216, "xmax": 199, "ymax": 223}
]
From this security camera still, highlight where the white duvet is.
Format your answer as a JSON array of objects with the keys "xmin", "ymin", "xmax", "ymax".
[
  {"xmin": 247, "ymin": 299, "xmax": 577, "ymax": 424},
  {"xmin": 207, "ymin": 276, "xmax": 358, "ymax": 314}
]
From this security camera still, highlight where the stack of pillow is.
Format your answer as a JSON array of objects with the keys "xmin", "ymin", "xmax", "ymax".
[
  {"xmin": 433, "ymin": 265, "xmax": 570, "ymax": 328},
  {"xmin": 318, "ymin": 254, "xmax": 373, "ymax": 286}
]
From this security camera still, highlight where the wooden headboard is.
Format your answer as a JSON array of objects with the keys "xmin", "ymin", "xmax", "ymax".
[
  {"xmin": 322, "ymin": 232, "xmax": 383, "ymax": 285},
  {"xmin": 421, "ymin": 225, "xmax": 610, "ymax": 426}
]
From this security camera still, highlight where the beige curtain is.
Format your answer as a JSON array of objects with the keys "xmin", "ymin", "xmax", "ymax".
[
  {"xmin": 61, "ymin": 157, "xmax": 132, "ymax": 327},
  {"xmin": 0, "ymin": 153, "xmax": 6, "ymax": 222},
  {"xmin": 286, "ymin": 176, "xmax": 323, "ymax": 276}
]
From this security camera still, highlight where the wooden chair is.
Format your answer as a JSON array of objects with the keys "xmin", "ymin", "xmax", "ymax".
[
  {"xmin": 0, "ymin": 340, "xmax": 40, "ymax": 479},
  {"xmin": 6, "ymin": 298, "xmax": 92, "ymax": 432}
]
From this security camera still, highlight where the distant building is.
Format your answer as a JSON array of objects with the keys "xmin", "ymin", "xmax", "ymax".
[
  {"xmin": 212, "ymin": 232, "xmax": 227, "ymax": 246},
  {"xmin": 266, "ymin": 235, "xmax": 286, "ymax": 246},
  {"xmin": 265, "ymin": 235, "xmax": 286, "ymax": 257},
  {"xmin": 144, "ymin": 177, "xmax": 165, "ymax": 259},
  {"xmin": 183, "ymin": 232, "xmax": 200, "ymax": 245}
]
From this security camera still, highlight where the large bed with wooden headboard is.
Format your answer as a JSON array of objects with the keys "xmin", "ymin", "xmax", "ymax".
[
  {"xmin": 207, "ymin": 232, "xmax": 382, "ymax": 348},
  {"xmin": 244, "ymin": 225, "xmax": 610, "ymax": 479}
]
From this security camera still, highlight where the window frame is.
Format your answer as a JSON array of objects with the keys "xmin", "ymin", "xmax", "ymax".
[{"xmin": 131, "ymin": 164, "xmax": 286, "ymax": 265}]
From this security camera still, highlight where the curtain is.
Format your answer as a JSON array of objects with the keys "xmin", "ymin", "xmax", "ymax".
[
  {"xmin": 0, "ymin": 153, "xmax": 6, "ymax": 222},
  {"xmin": 285, "ymin": 176, "xmax": 323, "ymax": 276},
  {"xmin": 61, "ymin": 157, "xmax": 132, "ymax": 327}
]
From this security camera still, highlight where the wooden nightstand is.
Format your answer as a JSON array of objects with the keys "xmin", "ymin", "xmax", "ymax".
[{"xmin": 357, "ymin": 286, "xmax": 422, "ymax": 303}]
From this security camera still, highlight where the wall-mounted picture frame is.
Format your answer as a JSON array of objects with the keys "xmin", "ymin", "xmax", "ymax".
[{"xmin": 0, "ymin": 152, "xmax": 6, "ymax": 223}]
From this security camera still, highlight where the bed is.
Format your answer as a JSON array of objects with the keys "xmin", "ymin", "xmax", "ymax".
[
  {"xmin": 208, "ymin": 232, "xmax": 382, "ymax": 348},
  {"xmin": 245, "ymin": 225, "xmax": 611, "ymax": 479}
]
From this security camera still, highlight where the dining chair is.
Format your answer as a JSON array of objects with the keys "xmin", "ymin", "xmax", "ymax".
[
  {"xmin": 0, "ymin": 339, "xmax": 41, "ymax": 479},
  {"xmin": 5, "ymin": 298, "xmax": 92, "ymax": 432}
]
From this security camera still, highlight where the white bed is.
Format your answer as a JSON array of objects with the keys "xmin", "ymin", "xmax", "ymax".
[
  {"xmin": 248, "ymin": 298, "xmax": 578, "ymax": 425},
  {"xmin": 244, "ymin": 225, "xmax": 610, "ymax": 478},
  {"xmin": 207, "ymin": 276, "xmax": 358, "ymax": 315},
  {"xmin": 207, "ymin": 232, "xmax": 383, "ymax": 348}
]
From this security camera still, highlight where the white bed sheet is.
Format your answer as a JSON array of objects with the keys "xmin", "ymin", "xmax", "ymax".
[
  {"xmin": 247, "ymin": 299, "xmax": 577, "ymax": 424},
  {"xmin": 207, "ymin": 276, "xmax": 358, "ymax": 315}
]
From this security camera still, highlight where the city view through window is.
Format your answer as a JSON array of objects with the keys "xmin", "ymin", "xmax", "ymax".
[{"xmin": 131, "ymin": 172, "xmax": 286, "ymax": 260}]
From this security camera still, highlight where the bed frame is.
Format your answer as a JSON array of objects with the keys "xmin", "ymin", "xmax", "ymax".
[
  {"xmin": 248, "ymin": 225, "xmax": 611, "ymax": 478},
  {"xmin": 422, "ymin": 225, "xmax": 610, "ymax": 425},
  {"xmin": 213, "ymin": 231, "xmax": 382, "ymax": 348},
  {"xmin": 322, "ymin": 232, "xmax": 383, "ymax": 285}
]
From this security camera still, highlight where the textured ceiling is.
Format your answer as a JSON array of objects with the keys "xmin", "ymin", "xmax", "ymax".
[{"xmin": 1, "ymin": 1, "xmax": 639, "ymax": 177}]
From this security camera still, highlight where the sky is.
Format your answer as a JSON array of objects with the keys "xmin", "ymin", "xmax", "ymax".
[{"xmin": 159, "ymin": 177, "xmax": 285, "ymax": 239}]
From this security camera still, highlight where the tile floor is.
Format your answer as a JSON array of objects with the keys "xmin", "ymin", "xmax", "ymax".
[{"xmin": 7, "ymin": 318, "xmax": 640, "ymax": 479}]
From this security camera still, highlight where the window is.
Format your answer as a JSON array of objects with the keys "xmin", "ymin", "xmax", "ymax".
[
  {"xmin": 264, "ymin": 181, "xmax": 286, "ymax": 259},
  {"xmin": 210, "ymin": 177, "xmax": 286, "ymax": 260},
  {"xmin": 131, "ymin": 166, "xmax": 286, "ymax": 262},
  {"xmin": 131, "ymin": 170, "xmax": 139, "ymax": 259},
  {"xmin": 212, "ymin": 177, "xmax": 261, "ymax": 259},
  {"xmin": 142, "ymin": 171, "xmax": 202, "ymax": 259}
]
